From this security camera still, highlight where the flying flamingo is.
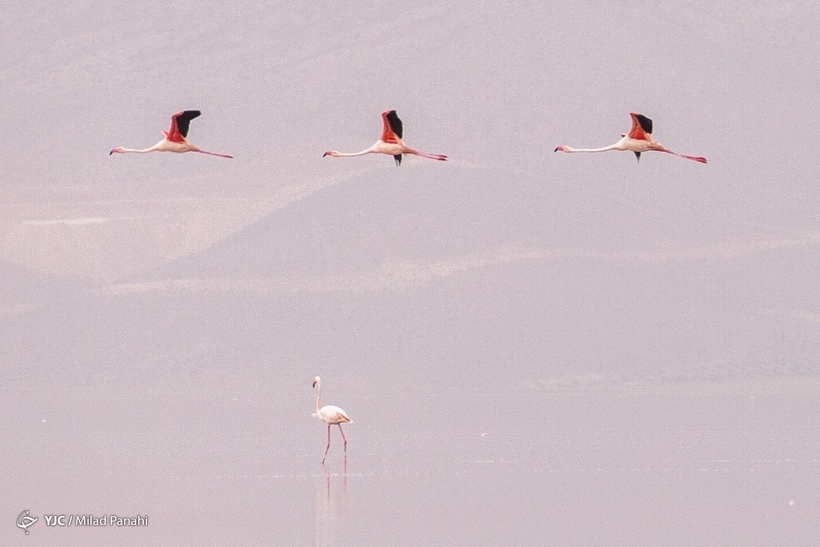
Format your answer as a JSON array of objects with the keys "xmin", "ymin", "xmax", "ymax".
[
  {"xmin": 554, "ymin": 112, "xmax": 707, "ymax": 163},
  {"xmin": 110, "ymin": 110, "xmax": 233, "ymax": 158},
  {"xmin": 312, "ymin": 376, "xmax": 352, "ymax": 464},
  {"xmin": 323, "ymin": 110, "xmax": 448, "ymax": 166}
]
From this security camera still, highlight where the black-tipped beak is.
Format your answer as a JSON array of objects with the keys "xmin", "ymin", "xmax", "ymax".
[
  {"xmin": 109, "ymin": 150, "xmax": 113, "ymax": 155},
  {"xmin": 553, "ymin": 147, "xmax": 559, "ymax": 152}
]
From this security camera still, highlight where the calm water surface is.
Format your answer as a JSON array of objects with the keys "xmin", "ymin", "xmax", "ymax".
[{"xmin": 2, "ymin": 380, "xmax": 819, "ymax": 546}]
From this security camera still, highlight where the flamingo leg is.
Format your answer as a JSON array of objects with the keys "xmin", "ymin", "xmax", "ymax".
[
  {"xmin": 656, "ymin": 147, "xmax": 707, "ymax": 164},
  {"xmin": 193, "ymin": 149, "xmax": 234, "ymax": 159},
  {"xmin": 405, "ymin": 148, "xmax": 448, "ymax": 161},
  {"xmin": 667, "ymin": 151, "xmax": 707, "ymax": 163},
  {"xmin": 322, "ymin": 424, "xmax": 332, "ymax": 464},
  {"xmin": 338, "ymin": 424, "xmax": 348, "ymax": 452}
]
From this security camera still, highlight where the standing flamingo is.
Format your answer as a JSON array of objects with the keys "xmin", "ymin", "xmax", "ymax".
[
  {"xmin": 323, "ymin": 110, "xmax": 448, "ymax": 166},
  {"xmin": 110, "ymin": 110, "xmax": 233, "ymax": 158},
  {"xmin": 554, "ymin": 112, "xmax": 707, "ymax": 163},
  {"xmin": 312, "ymin": 376, "xmax": 352, "ymax": 464}
]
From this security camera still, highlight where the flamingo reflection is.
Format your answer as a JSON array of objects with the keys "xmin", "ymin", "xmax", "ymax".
[{"xmin": 314, "ymin": 459, "xmax": 348, "ymax": 547}]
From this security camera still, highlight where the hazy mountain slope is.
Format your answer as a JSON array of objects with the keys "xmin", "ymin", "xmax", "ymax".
[{"xmin": 6, "ymin": 160, "xmax": 817, "ymax": 387}]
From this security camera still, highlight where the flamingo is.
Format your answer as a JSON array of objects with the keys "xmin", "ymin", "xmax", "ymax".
[
  {"xmin": 312, "ymin": 376, "xmax": 352, "ymax": 464},
  {"xmin": 110, "ymin": 110, "xmax": 233, "ymax": 158},
  {"xmin": 554, "ymin": 112, "xmax": 707, "ymax": 163},
  {"xmin": 323, "ymin": 110, "xmax": 447, "ymax": 166}
]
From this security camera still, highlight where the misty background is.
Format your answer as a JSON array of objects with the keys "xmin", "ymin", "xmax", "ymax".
[{"xmin": 2, "ymin": 1, "xmax": 820, "ymax": 545}]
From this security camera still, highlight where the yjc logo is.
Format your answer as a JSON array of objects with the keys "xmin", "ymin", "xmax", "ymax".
[{"xmin": 17, "ymin": 510, "xmax": 38, "ymax": 535}]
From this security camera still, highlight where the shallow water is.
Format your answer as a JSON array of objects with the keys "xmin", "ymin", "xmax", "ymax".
[{"xmin": 2, "ymin": 381, "xmax": 819, "ymax": 546}]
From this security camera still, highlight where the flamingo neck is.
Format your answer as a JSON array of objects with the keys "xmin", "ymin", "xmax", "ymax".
[
  {"xmin": 315, "ymin": 382, "xmax": 322, "ymax": 414},
  {"xmin": 561, "ymin": 144, "xmax": 620, "ymax": 153},
  {"xmin": 118, "ymin": 147, "xmax": 157, "ymax": 154},
  {"xmin": 331, "ymin": 149, "xmax": 373, "ymax": 157}
]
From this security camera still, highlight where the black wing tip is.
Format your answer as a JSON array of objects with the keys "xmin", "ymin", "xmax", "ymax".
[
  {"xmin": 175, "ymin": 110, "xmax": 202, "ymax": 137},
  {"xmin": 386, "ymin": 110, "xmax": 403, "ymax": 138},
  {"xmin": 393, "ymin": 154, "xmax": 402, "ymax": 166},
  {"xmin": 634, "ymin": 113, "xmax": 653, "ymax": 135}
]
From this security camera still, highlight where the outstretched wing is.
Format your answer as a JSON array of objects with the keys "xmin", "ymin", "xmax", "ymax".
[
  {"xmin": 627, "ymin": 112, "xmax": 653, "ymax": 141},
  {"xmin": 167, "ymin": 110, "xmax": 202, "ymax": 142},
  {"xmin": 381, "ymin": 110, "xmax": 403, "ymax": 142}
]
